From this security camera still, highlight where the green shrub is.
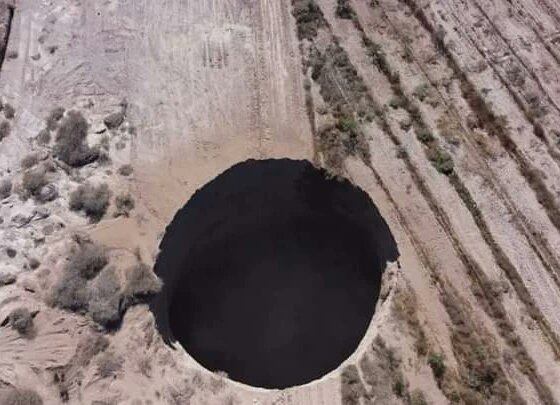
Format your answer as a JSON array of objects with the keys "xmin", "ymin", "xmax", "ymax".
[
  {"xmin": 389, "ymin": 96, "xmax": 404, "ymax": 109},
  {"xmin": 69, "ymin": 183, "xmax": 111, "ymax": 222},
  {"xmin": 54, "ymin": 111, "xmax": 99, "ymax": 167},
  {"xmin": 428, "ymin": 352, "xmax": 446, "ymax": 380}
]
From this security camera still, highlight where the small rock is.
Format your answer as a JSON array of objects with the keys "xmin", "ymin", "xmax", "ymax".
[
  {"xmin": 0, "ymin": 272, "xmax": 16, "ymax": 286},
  {"xmin": 31, "ymin": 53, "xmax": 41, "ymax": 61},
  {"xmin": 39, "ymin": 184, "xmax": 58, "ymax": 202}
]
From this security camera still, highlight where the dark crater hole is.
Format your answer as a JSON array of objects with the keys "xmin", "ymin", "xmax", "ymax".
[{"xmin": 151, "ymin": 159, "xmax": 399, "ymax": 389}]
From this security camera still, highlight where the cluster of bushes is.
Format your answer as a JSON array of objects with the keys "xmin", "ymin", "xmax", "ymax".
[
  {"xmin": 69, "ymin": 182, "xmax": 111, "ymax": 222},
  {"xmin": 49, "ymin": 241, "xmax": 162, "ymax": 328},
  {"xmin": 2, "ymin": 388, "xmax": 43, "ymax": 405},
  {"xmin": 0, "ymin": 102, "xmax": 15, "ymax": 141},
  {"xmin": 292, "ymin": 0, "xmax": 327, "ymax": 41},
  {"xmin": 8, "ymin": 307, "xmax": 35, "ymax": 337},
  {"xmin": 336, "ymin": 0, "xmax": 356, "ymax": 20},
  {"xmin": 54, "ymin": 111, "xmax": 99, "ymax": 167}
]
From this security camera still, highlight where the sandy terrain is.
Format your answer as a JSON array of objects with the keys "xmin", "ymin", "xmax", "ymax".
[{"xmin": 1, "ymin": 0, "xmax": 560, "ymax": 404}]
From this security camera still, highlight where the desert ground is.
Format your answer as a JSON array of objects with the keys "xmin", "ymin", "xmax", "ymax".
[{"xmin": 1, "ymin": 0, "xmax": 560, "ymax": 404}]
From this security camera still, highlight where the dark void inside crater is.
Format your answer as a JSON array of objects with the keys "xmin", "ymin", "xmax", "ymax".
[{"xmin": 151, "ymin": 159, "xmax": 398, "ymax": 388}]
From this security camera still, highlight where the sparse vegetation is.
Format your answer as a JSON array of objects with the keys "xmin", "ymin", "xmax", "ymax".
[
  {"xmin": 36, "ymin": 129, "xmax": 51, "ymax": 145},
  {"xmin": 46, "ymin": 107, "xmax": 65, "ymax": 131},
  {"xmin": 21, "ymin": 167, "xmax": 48, "ymax": 199},
  {"xmin": 123, "ymin": 262, "xmax": 163, "ymax": 303},
  {"xmin": 21, "ymin": 153, "xmax": 39, "ymax": 169},
  {"xmin": 427, "ymin": 352, "xmax": 446, "ymax": 380},
  {"xmin": 2, "ymin": 388, "xmax": 43, "ymax": 405},
  {"xmin": 49, "ymin": 241, "xmax": 160, "ymax": 328},
  {"xmin": 292, "ymin": 0, "xmax": 327, "ymax": 41},
  {"xmin": 115, "ymin": 193, "xmax": 135, "ymax": 217},
  {"xmin": 96, "ymin": 351, "xmax": 123, "ymax": 378},
  {"xmin": 118, "ymin": 164, "xmax": 133, "ymax": 176},
  {"xmin": 340, "ymin": 365, "xmax": 365, "ymax": 405},
  {"xmin": 336, "ymin": 0, "xmax": 356, "ymax": 20},
  {"xmin": 4, "ymin": 103, "xmax": 15, "ymax": 119},
  {"xmin": 69, "ymin": 183, "xmax": 111, "ymax": 222},
  {"xmin": 0, "ymin": 120, "xmax": 10, "ymax": 141},
  {"xmin": 430, "ymin": 149, "xmax": 454, "ymax": 175},
  {"xmin": 88, "ymin": 266, "xmax": 122, "ymax": 327},
  {"xmin": 0, "ymin": 178, "xmax": 12, "ymax": 199},
  {"xmin": 9, "ymin": 307, "xmax": 34, "ymax": 337},
  {"xmin": 54, "ymin": 111, "xmax": 99, "ymax": 167}
]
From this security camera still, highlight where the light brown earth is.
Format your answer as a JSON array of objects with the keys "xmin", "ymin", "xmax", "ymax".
[{"xmin": 1, "ymin": 0, "xmax": 560, "ymax": 404}]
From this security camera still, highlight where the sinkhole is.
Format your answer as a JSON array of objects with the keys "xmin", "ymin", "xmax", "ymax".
[{"xmin": 151, "ymin": 159, "xmax": 399, "ymax": 389}]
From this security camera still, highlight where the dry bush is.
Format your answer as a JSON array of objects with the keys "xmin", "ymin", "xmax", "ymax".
[
  {"xmin": 117, "ymin": 164, "xmax": 133, "ymax": 176},
  {"xmin": 336, "ymin": 0, "xmax": 356, "ymax": 19},
  {"xmin": 88, "ymin": 266, "xmax": 122, "ymax": 327},
  {"xmin": 54, "ymin": 111, "xmax": 99, "ymax": 167},
  {"xmin": 20, "ymin": 153, "xmax": 39, "ymax": 169},
  {"xmin": 9, "ymin": 307, "xmax": 34, "ymax": 337},
  {"xmin": 49, "ymin": 272, "xmax": 89, "ymax": 312},
  {"xmin": 69, "ymin": 183, "xmax": 111, "ymax": 222},
  {"xmin": 96, "ymin": 351, "xmax": 123, "ymax": 378},
  {"xmin": 115, "ymin": 193, "xmax": 135, "ymax": 217},
  {"xmin": 66, "ymin": 243, "xmax": 108, "ymax": 280},
  {"xmin": 21, "ymin": 167, "xmax": 48, "ymax": 198},
  {"xmin": 393, "ymin": 286, "xmax": 429, "ymax": 356},
  {"xmin": 123, "ymin": 262, "xmax": 163, "ymax": 303},
  {"xmin": 3, "ymin": 103, "xmax": 15, "ymax": 119},
  {"xmin": 2, "ymin": 388, "xmax": 43, "ymax": 405},
  {"xmin": 427, "ymin": 352, "xmax": 446, "ymax": 380},
  {"xmin": 0, "ymin": 178, "xmax": 12, "ymax": 199},
  {"xmin": 36, "ymin": 129, "xmax": 51, "ymax": 145},
  {"xmin": 409, "ymin": 390, "xmax": 428, "ymax": 405},
  {"xmin": 340, "ymin": 365, "xmax": 366, "ymax": 405},
  {"xmin": 46, "ymin": 107, "xmax": 65, "ymax": 131},
  {"xmin": 292, "ymin": 0, "xmax": 327, "ymax": 41},
  {"xmin": 0, "ymin": 120, "xmax": 10, "ymax": 141},
  {"xmin": 49, "ymin": 243, "xmax": 108, "ymax": 312}
]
